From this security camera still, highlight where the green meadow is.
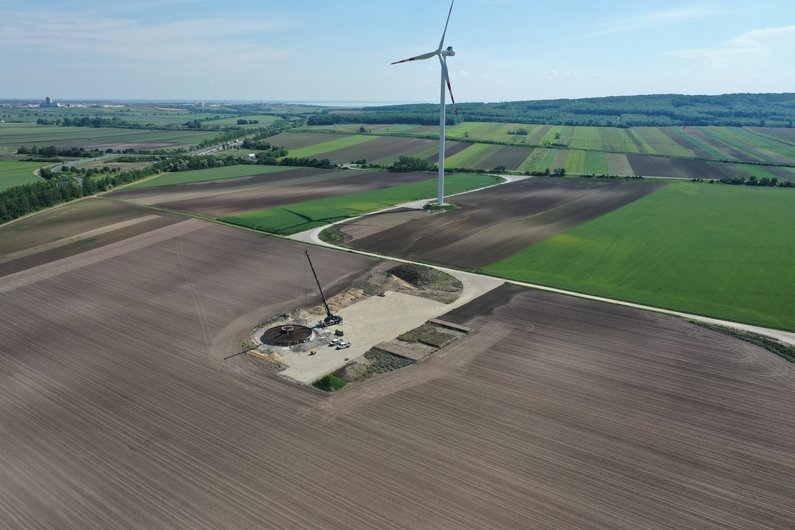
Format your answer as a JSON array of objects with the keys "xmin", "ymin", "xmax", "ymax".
[
  {"xmin": 0, "ymin": 161, "xmax": 49, "ymax": 191},
  {"xmin": 285, "ymin": 135, "xmax": 378, "ymax": 159},
  {"xmin": 221, "ymin": 173, "xmax": 499, "ymax": 235},
  {"xmin": 485, "ymin": 182, "xmax": 795, "ymax": 331}
]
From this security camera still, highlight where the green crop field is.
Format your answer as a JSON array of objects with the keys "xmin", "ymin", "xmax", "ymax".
[
  {"xmin": 485, "ymin": 182, "xmax": 795, "ymax": 331},
  {"xmin": 517, "ymin": 148, "xmax": 560, "ymax": 173},
  {"xmin": 568, "ymin": 127, "xmax": 603, "ymax": 151},
  {"xmin": 129, "ymin": 164, "xmax": 297, "ymax": 189},
  {"xmin": 285, "ymin": 135, "xmax": 378, "ymax": 159},
  {"xmin": 633, "ymin": 128, "xmax": 694, "ymax": 157},
  {"xmin": 584, "ymin": 151, "xmax": 610, "ymax": 174},
  {"xmin": 564, "ymin": 150, "xmax": 586, "ymax": 174},
  {"xmin": 445, "ymin": 143, "xmax": 501, "ymax": 168},
  {"xmin": 0, "ymin": 161, "xmax": 49, "ymax": 191},
  {"xmin": 599, "ymin": 129, "xmax": 639, "ymax": 153},
  {"xmin": 221, "ymin": 173, "xmax": 499, "ymax": 235}
]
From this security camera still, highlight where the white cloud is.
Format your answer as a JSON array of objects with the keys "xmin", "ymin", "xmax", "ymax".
[
  {"xmin": 0, "ymin": 12, "xmax": 298, "ymax": 65},
  {"xmin": 585, "ymin": 7, "xmax": 713, "ymax": 37},
  {"xmin": 668, "ymin": 25, "xmax": 795, "ymax": 68}
]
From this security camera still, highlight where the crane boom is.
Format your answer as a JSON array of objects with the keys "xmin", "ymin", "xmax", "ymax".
[{"xmin": 305, "ymin": 250, "xmax": 342, "ymax": 326}]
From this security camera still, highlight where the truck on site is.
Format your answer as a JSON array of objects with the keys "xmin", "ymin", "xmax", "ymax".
[{"xmin": 305, "ymin": 250, "xmax": 343, "ymax": 328}]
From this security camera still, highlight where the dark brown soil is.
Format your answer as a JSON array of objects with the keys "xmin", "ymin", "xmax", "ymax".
[
  {"xmin": 2, "ymin": 223, "xmax": 794, "ymax": 527},
  {"xmin": 425, "ymin": 141, "xmax": 470, "ymax": 163},
  {"xmin": 336, "ymin": 177, "xmax": 663, "ymax": 269},
  {"xmin": 627, "ymin": 154, "xmax": 728, "ymax": 179},
  {"xmin": 477, "ymin": 145, "xmax": 534, "ymax": 170},
  {"xmin": 314, "ymin": 136, "xmax": 453, "ymax": 165},
  {"xmin": 0, "ymin": 198, "xmax": 180, "ymax": 277}
]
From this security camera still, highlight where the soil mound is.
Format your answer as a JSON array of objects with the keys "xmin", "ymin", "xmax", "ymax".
[{"xmin": 389, "ymin": 264, "xmax": 462, "ymax": 292}]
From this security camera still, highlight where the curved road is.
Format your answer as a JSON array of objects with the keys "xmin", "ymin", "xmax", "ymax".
[{"xmin": 290, "ymin": 176, "xmax": 795, "ymax": 348}]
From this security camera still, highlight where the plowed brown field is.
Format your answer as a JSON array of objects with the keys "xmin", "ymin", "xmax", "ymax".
[
  {"xmin": 627, "ymin": 154, "xmax": 728, "ymax": 179},
  {"xmin": 315, "ymin": 136, "xmax": 465, "ymax": 165},
  {"xmin": 0, "ymin": 198, "xmax": 180, "ymax": 277},
  {"xmin": 3, "ymin": 231, "xmax": 793, "ymax": 530},
  {"xmin": 335, "ymin": 178, "xmax": 663, "ymax": 268}
]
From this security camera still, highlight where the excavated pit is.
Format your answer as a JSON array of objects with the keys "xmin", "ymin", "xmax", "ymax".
[{"xmin": 262, "ymin": 324, "xmax": 313, "ymax": 347}]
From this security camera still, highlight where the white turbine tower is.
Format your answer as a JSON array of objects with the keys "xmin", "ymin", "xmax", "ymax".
[{"xmin": 392, "ymin": 0, "xmax": 456, "ymax": 206}]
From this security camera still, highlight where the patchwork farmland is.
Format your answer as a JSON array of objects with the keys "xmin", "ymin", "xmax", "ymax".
[
  {"xmin": 220, "ymin": 172, "xmax": 498, "ymax": 235},
  {"xmin": 0, "ymin": 123, "xmax": 217, "ymax": 154},
  {"xmin": 3, "ymin": 94, "xmax": 795, "ymax": 529},
  {"xmin": 333, "ymin": 178, "xmax": 662, "ymax": 268},
  {"xmin": 291, "ymin": 122, "xmax": 795, "ymax": 179},
  {"xmin": 112, "ymin": 166, "xmax": 472, "ymax": 218}
]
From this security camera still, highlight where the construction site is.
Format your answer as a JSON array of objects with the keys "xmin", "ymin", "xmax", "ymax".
[{"xmin": 245, "ymin": 251, "xmax": 501, "ymax": 388}]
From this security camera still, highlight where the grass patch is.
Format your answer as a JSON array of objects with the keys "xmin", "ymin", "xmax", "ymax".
[
  {"xmin": 318, "ymin": 226, "xmax": 343, "ymax": 244},
  {"xmin": 129, "ymin": 164, "xmax": 295, "ymax": 189},
  {"xmin": 313, "ymin": 374, "xmax": 347, "ymax": 392},
  {"xmin": 484, "ymin": 182, "xmax": 795, "ymax": 332},
  {"xmin": 285, "ymin": 135, "xmax": 377, "ymax": 159},
  {"xmin": 0, "ymin": 161, "xmax": 49, "ymax": 191},
  {"xmin": 692, "ymin": 322, "xmax": 795, "ymax": 363},
  {"xmin": 221, "ymin": 173, "xmax": 498, "ymax": 235}
]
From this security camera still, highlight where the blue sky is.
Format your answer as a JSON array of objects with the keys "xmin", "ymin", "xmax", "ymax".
[{"xmin": 1, "ymin": 0, "xmax": 793, "ymax": 103}]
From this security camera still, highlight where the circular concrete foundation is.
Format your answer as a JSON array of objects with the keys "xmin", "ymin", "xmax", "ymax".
[{"xmin": 262, "ymin": 324, "xmax": 313, "ymax": 347}]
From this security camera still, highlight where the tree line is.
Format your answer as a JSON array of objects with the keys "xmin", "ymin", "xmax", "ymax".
[
  {"xmin": 17, "ymin": 145, "xmax": 103, "ymax": 158},
  {"xmin": 357, "ymin": 93, "xmax": 795, "ymax": 128},
  {"xmin": 0, "ymin": 166, "xmax": 160, "ymax": 224}
]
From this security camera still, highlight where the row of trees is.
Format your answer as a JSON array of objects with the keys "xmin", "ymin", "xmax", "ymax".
[
  {"xmin": 359, "ymin": 94, "xmax": 795, "ymax": 127},
  {"xmin": 309, "ymin": 112, "xmax": 456, "ymax": 127},
  {"xmin": 719, "ymin": 175, "xmax": 795, "ymax": 187},
  {"xmin": 0, "ymin": 166, "xmax": 159, "ymax": 224},
  {"xmin": 388, "ymin": 156, "xmax": 435, "ymax": 172},
  {"xmin": 17, "ymin": 145, "xmax": 102, "ymax": 158},
  {"xmin": 37, "ymin": 116, "xmax": 133, "ymax": 128}
]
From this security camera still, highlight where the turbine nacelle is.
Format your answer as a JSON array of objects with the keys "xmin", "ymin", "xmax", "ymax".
[{"xmin": 442, "ymin": 46, "xmax": 455, "ymax": 57}]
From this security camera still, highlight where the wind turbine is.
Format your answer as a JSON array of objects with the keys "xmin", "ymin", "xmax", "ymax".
[{"xmin": 392, "ymin": 0, "xmax": 456, "ymax": 206}]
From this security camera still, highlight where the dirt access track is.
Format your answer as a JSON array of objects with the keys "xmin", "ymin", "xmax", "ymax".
[{"xmin": 334, "ymin": 177, "xmax": 663, "ymax": 269}]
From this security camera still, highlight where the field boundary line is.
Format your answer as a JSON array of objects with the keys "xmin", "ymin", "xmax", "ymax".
[
  {"xmin": 0, "ymin": 214, "xmax": 162, "ymax": 264},
  {"xmin": 0, "ymin": 220, "xmax": 204, "ymax": 294}
]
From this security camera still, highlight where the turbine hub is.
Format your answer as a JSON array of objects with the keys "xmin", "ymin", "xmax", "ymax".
[{"xmin": 442, "ymin": 46, "xmax": 455, "ymax": 57}]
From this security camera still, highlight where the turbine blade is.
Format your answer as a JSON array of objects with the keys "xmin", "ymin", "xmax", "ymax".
[
  {"xmin": 441, "ymin": 57, "xmax": 456, "ymax": 106},
  {"xmin": 438, "ymin": 0, "xmax": 455, "ymax": 50},
  {"xmin": 391, "ymin": 50, "xmax": 437, "ymax": 65}
]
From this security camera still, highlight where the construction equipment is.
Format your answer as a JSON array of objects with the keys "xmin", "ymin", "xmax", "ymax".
[{"xmin": 305, "ymin": 250, "xmax": 343, "ymax": 327}]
